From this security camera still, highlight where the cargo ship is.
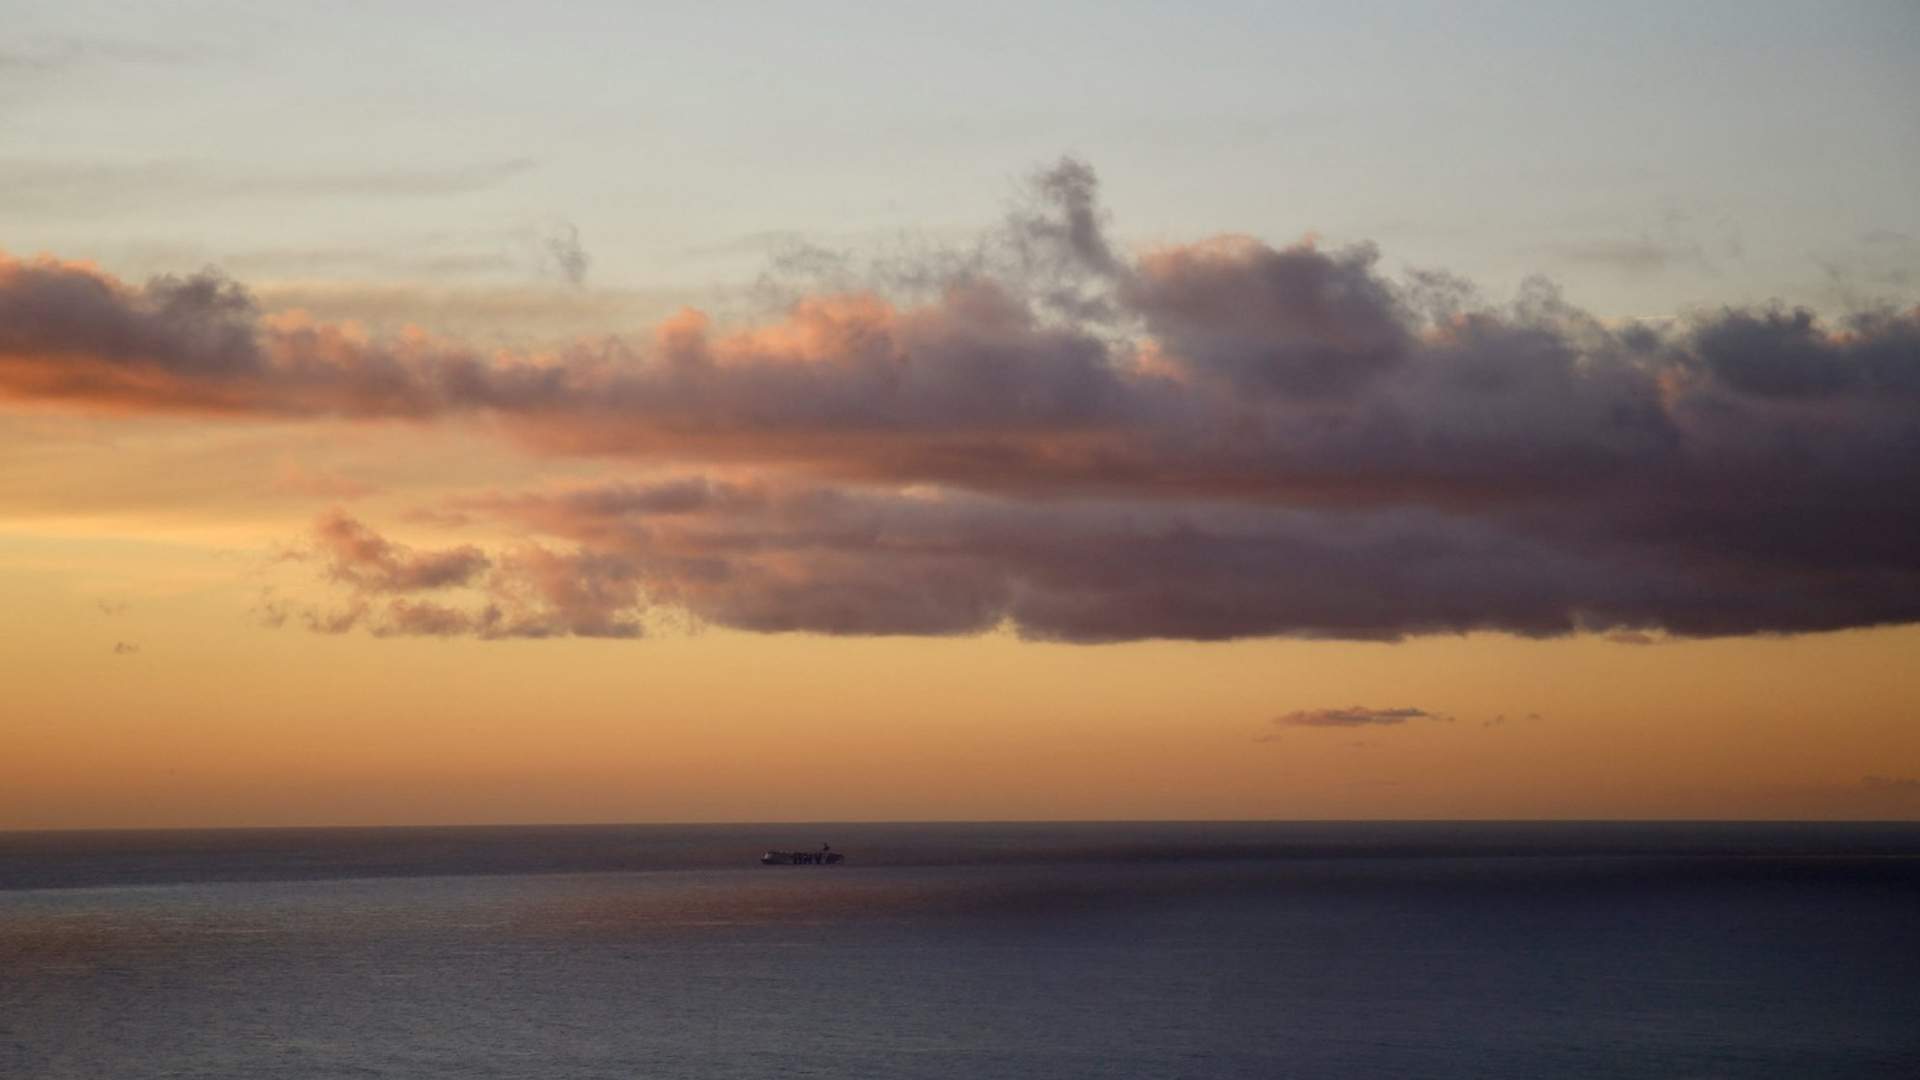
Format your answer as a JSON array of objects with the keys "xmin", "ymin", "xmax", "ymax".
[{"xmin": 760, "ymin": 844, "xmax": 843, "ymax": 865}]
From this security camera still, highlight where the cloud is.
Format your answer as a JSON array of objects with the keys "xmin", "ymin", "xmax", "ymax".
[
  {"xmin": 310, "ymin": 510, "xmax": 488, "ymax": 593},
  {"xmin": 213, "ymin": 245, "xmax": 521, "ymax": 282},
  {"xmin": 112, "ymin": 641, "xmax": 139, "ymax": 655},
  {"xmin": 1546, "ymin": 237, "xmax": 1703, "ymax": 276},
  {"xmin": 434, "ymin": 469, "xmax": 1920, "ymax": 642},
  {"xmin": 133, "ymin": 223, "xmax": 612, "ymax": 290},
  {"xmin": 460, "ymin": 479, "xmax": 1619, "ymax": 641},
  {"xmin": 1275, "ymin": 706, "xmax": 1445, "ymax": 728},
  {"xmin": 1862, "ymin": 775, "xmax": 1920, "ymax": 792},
  {"xmin": 279, "ymin": 513, "xmax": 646, "ymax": 639},
  {"xmin": 542, "ymin": 223, "xmax": 590, "ymax": 287},
  {"xmin": 0, "ymin": 35, "xmax": 209, "ymax": 73},
  {"xmin": 1124, "ymin": 235, "xmax": 1409, "ymax": 398},
  {"xmin": 1011, "ymin": 158, "xmax": 1120, "ymax": 277},
  {"xmin": 1822, "ymin": 230, "xmax": 1920, "ymax": 298},
  {"xmin": 247, "ymin": 281, "xmax": 696, "ymax": 344},
  {"xmin": 0, "ymin": 157, "xmax": 535, "ymax": 217},
  {"xmin": 7, "ymin": 159, "xmax": 1920, "ymax": 642}
]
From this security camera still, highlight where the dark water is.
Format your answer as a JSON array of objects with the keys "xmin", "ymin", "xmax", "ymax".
[{"xmin": 3, "ymin": 823, "xmax": 1917, "ymax": 1078}]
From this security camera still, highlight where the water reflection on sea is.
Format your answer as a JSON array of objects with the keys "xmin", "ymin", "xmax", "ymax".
[{"xmin": 3, "ymin": 822, "xmax": 1917, "ymax": 1078}]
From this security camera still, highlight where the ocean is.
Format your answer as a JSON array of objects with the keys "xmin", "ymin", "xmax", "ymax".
[{"xmin": 3, "ymin": 822, "xmax": 1916, "ymax": 1078}]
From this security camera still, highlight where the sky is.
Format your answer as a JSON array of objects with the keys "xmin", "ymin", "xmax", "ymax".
[{"xmin": 3, "ymin": 1, "xmax": 1918, "ymax": 828}]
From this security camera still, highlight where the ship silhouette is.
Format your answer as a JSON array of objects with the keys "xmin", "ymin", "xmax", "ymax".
[{"xmin": 760, "ymin": 843, "xmax": 843, "ymax": 866}]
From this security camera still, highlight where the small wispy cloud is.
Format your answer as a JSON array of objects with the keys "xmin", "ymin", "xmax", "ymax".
[
  {"xmin": 214, "ymin": 243, "xmax": 519, "ymax": 281},
  {"xmin": 0, "ymin": 35, "xmax": 211, "ymax": 73},
  {"xmin": 1258, "ymin": 706, "xmax": 1449, "ymax": 741},
  {"xmin": 311, "ymin": 510, "xmax": 488, "ymax": 593},
  {"xmin": 1545, "ymin": 237, "xmax": 1704, "ymax": 276},
  {"xmin": 543, "ymin": 222, "xmax": 591, "ymax": 286},
  {"xmin": 269, "ymin": 513, "xmax": 648, "ymax": 640},
  {"xmin": 1862, "ymin": 775, "xmax": 1920, "ymax": 792},
  {"xmin": 1277, "ymin": 706, "xmax": 1446, "ymax": 728},
  {"xmin": 112, "ymin": 641, "xmax": 139, "ymax": 655},
  {"xmin": 0, "ymin": 157, "xmax": 536, "ymax": 217}
]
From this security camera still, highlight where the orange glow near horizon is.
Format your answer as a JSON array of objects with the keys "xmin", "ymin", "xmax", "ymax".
[
  {"xmin": 5, "ymin": 229, "xmax": 1919, "ymax": 830},
  {"xmin": 5, "ymin": 501, "xmax": 1918, "ymax": 829}
]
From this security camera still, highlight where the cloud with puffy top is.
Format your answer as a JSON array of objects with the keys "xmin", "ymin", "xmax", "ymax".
[{"xmin": 7, "ymin": 158, "xmax": 1920, "ymax": 643}]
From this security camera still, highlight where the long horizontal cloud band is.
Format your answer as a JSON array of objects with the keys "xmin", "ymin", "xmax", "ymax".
[
  {"xmin": 285, "ymin": 472, "xmax": 1920, "ymax": 643},
  {"xmin": 6, "ymin": 160, "xmax": 1919, "ymax": 639}
]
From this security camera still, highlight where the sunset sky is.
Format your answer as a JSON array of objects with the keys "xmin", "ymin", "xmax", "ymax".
[{"xmin": 4, "ymin": 1, "xmax": 1918, "ymax": 828}]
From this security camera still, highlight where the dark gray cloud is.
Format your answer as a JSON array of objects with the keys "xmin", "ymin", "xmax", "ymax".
[
  {"xmin": 7, "ymin": 159, "xmax": 1920, "ymax": 641},
  {"xmin": 1013, "ymin": 158, "xmax": 1120, "ymax": 277},
  {"xmin": 1003, "ymin": 157, "xmax": 1123, "ymax": 320},
  {"xmin": 543, "ymin": 223, "xmax": 591, "ymax": 287},
  {"xmin": 1125, "ymin": 237, "xmax": 1409, "ymax": 398},
  {"xmin": 1276, "ymin": 707, "xmax": 1442, "ymax": 727},
  {"xmin": 433, "ymin": 475, "xmax": 1881, "ymax": 642},
  {"xmin": 1256, "ymin": 705, "xmax": 1450, "ymax": 740},
  {"xmin": 0, "ymin": 261, "xmax": 263, "ymax": 413}
]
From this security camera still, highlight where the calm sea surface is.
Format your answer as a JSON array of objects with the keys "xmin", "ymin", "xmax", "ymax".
[{"xmin": 3, "ymin": 822, "xmax": 1916, "ymax": 1078}]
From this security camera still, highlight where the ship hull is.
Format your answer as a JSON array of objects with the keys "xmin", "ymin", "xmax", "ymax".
[{"xmin": 759, "ymin": 851, "xmax": 843, "ymax": 865}]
